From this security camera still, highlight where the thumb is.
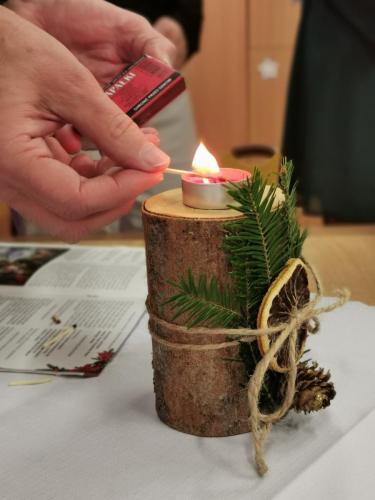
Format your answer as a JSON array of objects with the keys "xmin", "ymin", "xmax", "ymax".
[{"xmin": 52, "ymin": 75, "xmax": 170, "ymax": 172}]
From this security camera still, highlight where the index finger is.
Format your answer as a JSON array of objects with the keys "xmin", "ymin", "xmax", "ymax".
[{"xmin": 13, "ymin": 155, "xmax": 164, "ymax": 220}]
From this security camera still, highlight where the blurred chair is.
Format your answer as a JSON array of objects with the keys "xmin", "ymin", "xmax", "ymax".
[{"xmin": 221, "ymin": 144, "xmax": 280, "ymax": 181}]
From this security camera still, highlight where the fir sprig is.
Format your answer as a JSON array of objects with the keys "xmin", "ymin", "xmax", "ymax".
[
  {"xmin": 279, "ymin": 158, "xmax": 307, "ymax": 258},
  {"xmin": 165, "ymin": 270, "xmax": 241, "ymax": 328},
  {"xmin": 166, "ymin": 160, "xmax": 305, "ymax": 330},
  {"xmin": 224, "ymin": 170, "xmax": 290, "ymax": 324}
]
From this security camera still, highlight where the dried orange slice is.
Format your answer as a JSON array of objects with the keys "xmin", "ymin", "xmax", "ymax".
[{"xmin": 257, "ymin": 258, "xmax": 310, "ymax": 373}]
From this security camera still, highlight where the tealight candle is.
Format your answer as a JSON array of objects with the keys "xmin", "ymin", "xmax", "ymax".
[
  {"xmin": 182, "ymin": 168, "xmax": 249, "ymax": 209},
  {"xmin": 181, "ymin": 143, "xmax": 249, "ymax": 209}
]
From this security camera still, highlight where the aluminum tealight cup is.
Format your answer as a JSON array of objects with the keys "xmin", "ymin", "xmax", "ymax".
[{"xmin": 182, "ymin": 168, "xmax": 249, "ymax": 209}]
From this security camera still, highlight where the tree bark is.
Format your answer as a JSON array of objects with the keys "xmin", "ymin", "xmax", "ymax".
[{"xmin": 143, "ymin": 189, "xmax": 249, "ymax": 436}]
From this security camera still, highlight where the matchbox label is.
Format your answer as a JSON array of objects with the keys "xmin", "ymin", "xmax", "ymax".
[
  {"xmin": 104, "ymin": 55, "xmax": 185, "ymax": 126},
  {"xmin": 105, "ymin": 71, "xmax": 136, "ymax": 97}
]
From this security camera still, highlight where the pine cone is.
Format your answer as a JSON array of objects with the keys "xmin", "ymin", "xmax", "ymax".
[{"xmin": 293, "ymin": 361, "xmax": 336, "ymax": 414}]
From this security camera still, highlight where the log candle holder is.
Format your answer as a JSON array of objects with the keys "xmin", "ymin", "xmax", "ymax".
[{"xmin": 142, "ymin": 188, "xmax": 249, "ymax": 437}]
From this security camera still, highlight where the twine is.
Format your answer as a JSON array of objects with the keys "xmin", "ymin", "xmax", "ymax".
[{"xmin": 148, "ymin": 263, "xmax": 350, "ymax": 476}]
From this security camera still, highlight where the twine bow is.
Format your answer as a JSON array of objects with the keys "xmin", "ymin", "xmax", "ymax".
[
  {"xmin": 247, "ymin": 288, "xmax": 348, "ymax": 475},
  {"xmin": 148, "ymin": 264, "xmax": 350, "ymax": 476}
]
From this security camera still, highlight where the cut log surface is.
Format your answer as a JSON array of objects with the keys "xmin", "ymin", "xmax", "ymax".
[{"xmin": 143, "ymin": 189, "xmax": 249, "ymax": 437}]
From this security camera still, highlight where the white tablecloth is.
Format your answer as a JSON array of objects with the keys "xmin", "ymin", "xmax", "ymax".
[{"xmin": 1, "ymin": 300, "xmax": 374, "ymax": 500}]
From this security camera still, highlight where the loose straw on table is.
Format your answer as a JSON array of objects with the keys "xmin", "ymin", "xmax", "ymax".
[
  {"xmin": 42, "ymin": 325, "xmax": 77, "ymax": 350},
  {"xmin": 9, "ymin": 378, "xmax": 53, "ymax": 387}
]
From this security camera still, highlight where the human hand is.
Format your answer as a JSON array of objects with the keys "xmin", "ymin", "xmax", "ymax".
[
  {"xmin": 154, "ymin": 16, "xmax": 188, "ymax": 69},
  {"xmin": 5, "ymin": 0, "xmax": 176, "ymax": 83},
  {"xmin": 0, "ymin": 8, "xmax": 169, "ymax": 241},
  {"xmin": 5, "ymin": 0, "xmax": 177, "ymax": 153}
]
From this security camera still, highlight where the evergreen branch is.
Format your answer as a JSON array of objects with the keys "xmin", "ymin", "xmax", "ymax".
[
  {"xmin": 224, "ymin": 171, "xmax": 290, "ymax": 324},
  {"xmin": 250, "ymin": 182, "xmax": 272, "ymax": 284},
  {"xmin": 221, "ymin": 161, "xmax": 306, "ymax": 412},
  {"xmin": 279, "ymin": 158, "xmax": 307, "ymax": 258},
  {"xmin": 165, "ymin": 269, "xmax": 241, "ymax": 328}
]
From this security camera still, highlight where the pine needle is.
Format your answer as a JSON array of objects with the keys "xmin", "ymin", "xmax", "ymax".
[{"xmin": 165, "ymin": 270, "xmax": 241, "ymax": 328}]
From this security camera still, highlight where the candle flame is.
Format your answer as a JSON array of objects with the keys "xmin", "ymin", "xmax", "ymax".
[{"xmin": 192, "ymin": 143, "xmax": 220, "ymax": 177}]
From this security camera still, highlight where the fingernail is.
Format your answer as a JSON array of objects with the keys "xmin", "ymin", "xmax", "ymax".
[{"xmin": 139, "ymin": 143, "xmax": 170, "ymax": 170}]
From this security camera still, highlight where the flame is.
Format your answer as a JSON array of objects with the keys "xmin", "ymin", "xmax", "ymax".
[{"xmin": 192, "ymin": 143, "xmax": 220, "ymax": 177}]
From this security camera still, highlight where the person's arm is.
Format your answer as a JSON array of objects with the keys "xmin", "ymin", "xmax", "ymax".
[{"xmin": 0, "ymin": 6, "xmax": 170, "ymax": 241}]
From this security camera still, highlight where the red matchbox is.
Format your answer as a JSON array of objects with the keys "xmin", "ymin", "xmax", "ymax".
[{"xmin": 104, "ymin": 55, "xmax": 186, "ymax": 126}]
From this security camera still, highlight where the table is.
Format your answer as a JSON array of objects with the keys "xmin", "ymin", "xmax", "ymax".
[
  {"xmin": 1, "ymin": 300, "xmax": 375, "ymax": 500},
  {"xmin": 1, "ymin": 226, "xmax": 375, "ymax": 499}
]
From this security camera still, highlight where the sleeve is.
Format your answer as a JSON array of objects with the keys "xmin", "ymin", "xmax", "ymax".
[
  {"xmin": 109, "ymin": 0, "xmax": 203, "ymax": 58},
  {"xmin": 328, "ymin": 0, "xmax": 375, "ymax": 46}
]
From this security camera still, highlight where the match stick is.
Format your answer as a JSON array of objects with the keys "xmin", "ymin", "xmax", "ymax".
[
  {"xmin": 165, "ymin": 167, "xmax": 188, "ymax": 176},
  {"xmin": 165, "ymin": 168, "xmax": 222, "ymax": 179}
]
